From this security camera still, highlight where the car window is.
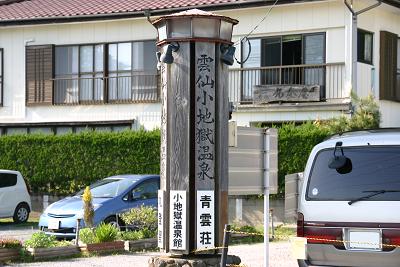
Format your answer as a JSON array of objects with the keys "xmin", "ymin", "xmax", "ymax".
[
  {"xmin": 130, "ymin": 180, "xmax": 159, "ymax": 201},
  {"xmin": 76, "ymin": 178, "xmax": 135, "ymax": 198},
  {"xmin": 307, "ymin": 146, "xmax": 400, "ymax": 201},
  {"xmin": 0, "ymin": 173, "xmax": 18, "ymax": 188}
]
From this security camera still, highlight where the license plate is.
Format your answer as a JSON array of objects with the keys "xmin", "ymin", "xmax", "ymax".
[
  {"xmin": 348, "ymin": 230, "xmax": 381, "ymax": 250},
  {"xmin": 48, "ymin": 219, "xmax": 60, "ymax": 230}
]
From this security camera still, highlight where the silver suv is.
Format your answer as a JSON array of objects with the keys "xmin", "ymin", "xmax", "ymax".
[{"xmin": 297, "ymin": 130, "xmax": 400, "ymax": 267}]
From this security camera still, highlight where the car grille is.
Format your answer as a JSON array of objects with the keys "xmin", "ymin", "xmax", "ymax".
[{"xmin": 47, "ymin": 213, "xmax": 75, "ymax": 218}]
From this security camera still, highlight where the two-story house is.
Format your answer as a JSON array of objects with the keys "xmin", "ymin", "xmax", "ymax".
[{"xmin": 0, "ymin": 0, "xmax": 399, "ymax": 134}]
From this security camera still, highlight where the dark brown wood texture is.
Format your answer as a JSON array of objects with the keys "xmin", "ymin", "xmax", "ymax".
[
  {"xmin": 216, "ymin": 44, "xmax": 229, "ymax": 245},
  {"xmin": 26, "ymin": 45, "xmax": 54, "ymax": 105},
  {"xmin": 379, "ymin": 31, "xmax": 398, "ymax": 101},
  {"xmin": 168, "ymin": 42, "xmax": 191, "ymax": 254}
]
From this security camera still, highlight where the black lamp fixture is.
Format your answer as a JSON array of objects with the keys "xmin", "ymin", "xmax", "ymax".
[
  {"xmin": 160, "ymin": 43, "xmax": 180, "ymax": 64},
  {"xmin": 220, "ymin": 44, "xmax": 236, "ymax": 66}
]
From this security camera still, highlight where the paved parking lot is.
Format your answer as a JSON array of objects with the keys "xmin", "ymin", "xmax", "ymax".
[{"xmin": 0, "ymin": 220, "xmax": 297, "ymax": 267}]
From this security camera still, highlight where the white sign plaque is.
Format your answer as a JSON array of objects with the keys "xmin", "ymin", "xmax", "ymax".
[
  {"xmin": 170, "ymin": 190, "xmax": 187, "ymax": 250},
  {"xmin": 196, "ymin": 190, "xmax": 215, "ymax": 249},
  {"xmin": 157, "ymin": 190, "xmax": 164, "ymax": 249}
]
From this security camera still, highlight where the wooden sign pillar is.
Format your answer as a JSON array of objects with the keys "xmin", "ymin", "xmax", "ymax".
[{"xmin": 153, "ymin": 9, "xmax": 238, "ymax": 255}]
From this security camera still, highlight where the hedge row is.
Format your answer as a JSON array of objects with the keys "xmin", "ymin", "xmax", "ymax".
[
  {"xmin": 277, "ymin": 123, "xmax": 330, "ymax": 195},
  {"xmin": 0, "ymin": 123, "xmax": 329, "ymax": 195},
  {"xmin": 0, "ymin": 130, "xmax": 160, "ymax": 195}
]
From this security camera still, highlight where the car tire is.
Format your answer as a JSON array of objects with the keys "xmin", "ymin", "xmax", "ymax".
[
  {"xmin": 104, "ymin": 216, "xmax": 124, "ymax": 229},
  {"xmin": 13, "ymin": 203, "xmax": 30, "ymax": 223}
]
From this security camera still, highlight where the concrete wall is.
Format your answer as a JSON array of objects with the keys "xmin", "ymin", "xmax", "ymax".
[{"xmin": 228, "ymin": 197, "xmax": 285, "ymax": 226}]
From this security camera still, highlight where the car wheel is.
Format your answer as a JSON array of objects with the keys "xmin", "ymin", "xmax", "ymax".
[
  {"xmin": 104, "ymin": 216, "xmax": 124, "ymax": 229},
  {"xmin": 13, "ymin": 203, "xmax": 30, "ymax": 223}
]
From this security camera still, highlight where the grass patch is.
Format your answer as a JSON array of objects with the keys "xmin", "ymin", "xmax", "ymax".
[
  {"xmin": 0, "ymin": 212, "xmax": 40, "ymax": 228},
  {"xmin": 230, "ymin": 224, "xmax": 296, "ymax": 245}
]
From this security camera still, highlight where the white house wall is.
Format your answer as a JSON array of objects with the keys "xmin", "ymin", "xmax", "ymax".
[
  {"xmin": 356, "ymin": 2, "xmax": 400, "ymax": 127},
  {"xmin": 0, "ymin": 18, "xmax": 162, "ymax": 129},
  {"xmin": 2, "ymin": 0, "xmax": 397, "ymax": 128}
]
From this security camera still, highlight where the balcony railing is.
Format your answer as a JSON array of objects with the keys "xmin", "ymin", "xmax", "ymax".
[
  {"xmin": 228, "ymin": 63, "xmax": 346, "ymax": 104},
  {"xmin": 53, "ymin": 72, "xmax": 160, "ymax": 105}
]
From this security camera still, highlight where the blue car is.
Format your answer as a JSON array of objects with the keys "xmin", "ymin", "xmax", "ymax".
[{"xmin": 39, "ymin": 174, "xmax": 160, "ymax": 238}]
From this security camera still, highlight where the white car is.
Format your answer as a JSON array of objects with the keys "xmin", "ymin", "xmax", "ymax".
[
  {"xmin": 0, "ymin": 170, "xmax": 31, "ymax": 223},
  {"xmin": 297, "ymin": 130, "xmax": 400, "ymax": 267}
]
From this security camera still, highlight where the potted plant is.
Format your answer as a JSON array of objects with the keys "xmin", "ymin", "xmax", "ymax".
[
  {"xmin": 79, "ymin": 223, "xmax": 124, "ymax": 253},
  {"xmin": 119, "ymin": 205, "xmax": 157, "ymax": 251},
  {"xmin": 0, "ymin": 238, "xmax": 22, "ymax": 262},
  {"xmin": 24, "ymin": 232, "xmax": 79, "ymax": 260}
]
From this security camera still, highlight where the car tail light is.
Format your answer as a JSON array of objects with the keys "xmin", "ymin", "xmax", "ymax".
[
  {"xmin": 383, "ymin": 229, "xmax": 400, "ymax": 251},
  {"xmin": 304, "ymin": 226, "xmax": 344, "ymax": 249},
  {"xmin": 297, "ymin": 212, "xmax": 304, "ymax": 237}
]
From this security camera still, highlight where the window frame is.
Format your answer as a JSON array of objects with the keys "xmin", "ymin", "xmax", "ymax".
[
  {"xmin": 53, "ymin": 39, "xmax": 158, "ymax": 105},
  {"xmin": 357, "ymin": 28, "xmax": 374, "ymax": 65},
  {"xmin": 241, "ymin": 32, "xmax": 327, "ymax": 68}
]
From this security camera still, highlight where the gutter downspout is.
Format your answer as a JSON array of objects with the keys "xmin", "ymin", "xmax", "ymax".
[{"xmin": 344, "ymin": 0, "xmax": 381, "ymax": 95}]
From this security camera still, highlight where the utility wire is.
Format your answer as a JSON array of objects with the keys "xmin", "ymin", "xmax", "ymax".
[{"xmin": 234, "ymin": 0, "xmax": 280, "ymax": 47}]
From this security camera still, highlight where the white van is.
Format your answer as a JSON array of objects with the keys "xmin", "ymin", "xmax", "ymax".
[
  {"xmin": 0, "ymin": 170, "xmax": 31, "ymax": 223},
  {"xmin": 297, "ymin": 130, "xmax": 400, "ymax": 267}
]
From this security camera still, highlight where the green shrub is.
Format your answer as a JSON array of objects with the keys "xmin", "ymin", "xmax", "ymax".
[
  {"xmin": 120, "ymin": 205, "xmax": 157, "ymax": 231},
  {"xmin": 79, "ymin": 228, "xmax": 96, "ymax": 245},
  {"xmin": 0, "ymin": 129, "xmax": 160, "ymax": 195},
  {"xmin": 24, "ymin": 232, "xmax": 57, "ymax": 248},
  {"xmin": 324, "ymin": 92, "xmax": 380, "ymax": 133},
  {"xmin": 94, "ymin": 223, "xmax": 118, "ymax": 243},
  {"xmin": 79, "ymin": 223, "xmax": 119, "ymax": 244},
  {"xmin": 118, "ymin": 230, "xmax": 144, "ymax": 241},
  {"xmin": 0, "ymin": 238, "xmax": 22, "ymax": 249},
  {"xmin": 277, "ymin": 122, "xmax": 329, "ymax": 195}
]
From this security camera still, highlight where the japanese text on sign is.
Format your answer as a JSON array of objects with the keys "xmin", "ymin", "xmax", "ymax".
[
  {"xmin": 157, "ymin": 190, "xmax": 164, "ymax": 249},
  {"xmin": 196, "ymin": 190, "xmax": 214, "ymax": 249},
  {"xmin": 195, "ymin": 53, "xmax": 215, "ymax": 181},
  {"xmin": 170, "ymin": 190, "xmax": 187, "ymax": 250}
]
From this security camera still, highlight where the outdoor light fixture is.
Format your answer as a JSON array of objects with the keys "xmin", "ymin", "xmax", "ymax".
[
  {"xmin": 220, "ymin": 45, "xmax": 236, "ymax": 66},
  {"xmin": 152, "ymin": 9, "xmax": 238, "ymax": 59},
  {"xmin": 156, "ymin": 51, "xmax": 162, "ymax": 70},
  {"xmin": 160, "ymin": 43, "xmax": 180, "ymax": 64}
]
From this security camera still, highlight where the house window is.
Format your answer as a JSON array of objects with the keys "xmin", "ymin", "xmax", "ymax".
[
  {"xmin": 0, "ymin": 48, "xmax": 3, "ymax": 106},
  {"xmin": 108, "ymin": 41, "xmax": 157, "ymax": 102},
  {"xmin": 54, "ymin": 44, "xmax": 105, "ymax": 104},
  {"xmin": 241, "ymin": 33, "xmax": 326, "ymax": 100},
  {"xmin": 358, "ymin": 29, "xmax": 373, "ymax": 65},
  {"xmin": 27, "ymin": 41, "xmax": 158, "ymax": 105}
]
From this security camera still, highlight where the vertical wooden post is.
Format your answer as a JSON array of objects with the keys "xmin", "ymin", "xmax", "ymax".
[{"xmin": 153, "ymin": 9, "xmax": 238, "ymax": 256}]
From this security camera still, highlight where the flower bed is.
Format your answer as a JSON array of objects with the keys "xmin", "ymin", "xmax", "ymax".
[
  {"xmin": 0, "ymin": 238, "xmax": 22, "ymax": 262},
  {"xmin": 80, "ymin": 240, "xmax": 125, "ymax": 253},
  {"xmin": 0, "ymin": 248, "xmax": 20, "ymax": 262},
  {"xmin": 26, "ymin": 246, "xmax": 79, "ymax": 260}
]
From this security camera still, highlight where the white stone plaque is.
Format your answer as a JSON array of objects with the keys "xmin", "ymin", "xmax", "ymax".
[
  {"xmin": 196, "ymin": 190, "xmax": 215, "ymax": 249},
  {"xmin": 157, "ymin": 190, "xmax": 164, "ymax": 249},
  {"xmin": 169, "ymin": 190, "xmax": 187, "ymax": 250}
]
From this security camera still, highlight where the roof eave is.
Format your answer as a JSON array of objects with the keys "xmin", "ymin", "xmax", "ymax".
[{"xmin": 0, "ymin": 0, "xmax": 300, "ymax": 26}]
